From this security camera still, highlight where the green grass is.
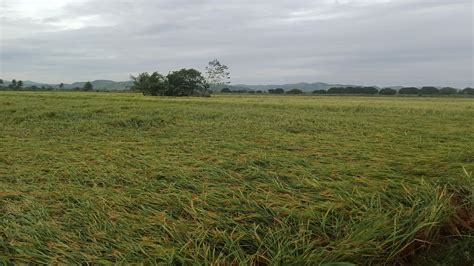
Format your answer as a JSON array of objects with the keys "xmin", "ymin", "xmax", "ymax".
[{"xmin": 1, "ymin": 92, "xmax": 473, "ymax": 264}]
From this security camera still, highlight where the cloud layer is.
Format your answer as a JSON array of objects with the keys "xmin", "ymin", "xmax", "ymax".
[{"xmin": 1, "ymin": 0, "xmax": 472, "ymax": 87}]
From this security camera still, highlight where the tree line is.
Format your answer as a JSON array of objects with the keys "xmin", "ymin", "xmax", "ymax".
[
  {"xmin": 0, "ymin": 79, "xmax": 95, "ymax": 91},
  {"xmin": 219, "ymin": 86, "xmax": 474, "ymax": 95}
]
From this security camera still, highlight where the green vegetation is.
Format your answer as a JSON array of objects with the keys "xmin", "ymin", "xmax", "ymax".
[
  {"xmin": 328, "ymin": 86, "xmax": 379, "ymax": 95},
  {"xmin": 379, "ymin": 88, "xmax": 397, "ymax": 95},
  {"xmin": 286, "ymin": 88, "xmax": 304, "ymax": 94},
  {"xmin": 131, "ymin": 69, "xmax": 210, "ymax": 96},
  {"xmin": 1, "ymin": 92, "xmax": 473, "ymax": 264}
]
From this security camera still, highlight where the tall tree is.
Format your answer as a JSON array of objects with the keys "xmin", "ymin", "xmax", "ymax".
[
  {"xmin": 59, "ymin": 83, "xmax": 64, "ymax": 89},
  {"xmin": 17, "ymin": 80, "xmax": 23, "ymax": 88},
  {"xmin": 0, "ymin": 79, "xmax": 3, "ymax": 85},
  {"xmin": 205, "ymin": 59, "xmax": 230, "ymax": 87}
]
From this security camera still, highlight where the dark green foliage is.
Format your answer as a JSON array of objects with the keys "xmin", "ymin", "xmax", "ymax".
[
  {"xmin": 399, "ymin": 87, "xmax": 419, "ymax": 95},
  {"xmin": 9, "ymin": 79, "xmax": 17, "ymax": 89},
  {"xmin": 130, "ymin": 72, "xmax": 167, "ymax": 96},
  {"xmin": 220, "ymin": 88, "xmax": 253, "ymax": 93},
  {"xmin": 268, "ymin": 88, "xmax": 285, "ymax": 94},
  {"xmin": 256, "ymin": 90, "xmax": 263, "ymax": 94},
  {"xmin": 379, "ymin": 88, "xmax": 397, "ymax": 95},
  {"xmin": 439, "ymin": 87, "xmax": 457, "ymax": 95},
  {"xmin": 312, "ymin": 90, "xmax": 327, "ymax": 94},
  {"xmin": 462, "ymin": 87, "xmax": 474, "ymax": 95},
  {"xmin": 419, "ymin": 86, "xmax": 439, "ymax": 95},
  {"xmin": 131, "ymin": 69, "xmax": 209, "ymax": 97},
  {"xmin": 83, "ymin": 81, "xmax": 94, "ymax": 91},
  {"xmin": 286, "ymin": 88, "xmax": 303, "ymax": 94},
  {"xmin": 167, "ymin": 68, "xmax": 210, "ymax": 96},
  {"xmin": 328, "ymin": 87, "xmax": 379, "ymax": 94}
]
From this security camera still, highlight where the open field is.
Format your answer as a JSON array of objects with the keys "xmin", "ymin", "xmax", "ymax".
[{"xmin": 1, "ymin": 92, "xmax": 473, "ymax": 264}]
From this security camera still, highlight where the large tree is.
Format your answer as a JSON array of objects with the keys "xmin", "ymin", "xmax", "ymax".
[
  {"xmin": 167, "ymin": 68, "xmax": 209, "ymax": 96},
  {"xmin": 205, "ymin": 59, "xmax": 230, "ymax": 87},
  {"xmin": 131, "ymin": 72, "xmax": 167, "ymax": 96}
]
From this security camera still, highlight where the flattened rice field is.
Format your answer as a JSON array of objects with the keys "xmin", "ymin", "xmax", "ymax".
[{"xmin": 1, "ymin": 92, "xmax": 473, "ymax": 264}]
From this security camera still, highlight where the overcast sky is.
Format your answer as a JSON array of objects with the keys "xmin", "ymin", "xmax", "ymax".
[{"xmin": 0, "ymin": 0, "xmax": 473, "ymax": 87}]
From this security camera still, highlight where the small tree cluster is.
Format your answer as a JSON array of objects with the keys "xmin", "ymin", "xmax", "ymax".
[
  {"xmin": 328, "ymin": 86, "xmax": 378, "ymax": 94},
  {"xmin": 462, "ymin": 87, "xmax": 474, "ymax": 95},
  {"xmin": 379, "ymin": 88, "xmax": 397, "ymax": 95},
  {"xmin": 286, "ymin": 88, "xmax": 303, "ymax": 94},
  {"xmin": 131, "ymin": 68, "xmax": 210, "ymax": 97},
  {"xmin": 268, "ymin": 88, "xmax": 285, "ymax": 94}
]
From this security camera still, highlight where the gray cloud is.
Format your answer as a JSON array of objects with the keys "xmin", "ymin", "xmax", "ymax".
[{"xmin": 0, "ymin": 0, "xmax": 472, "ymax": 87}]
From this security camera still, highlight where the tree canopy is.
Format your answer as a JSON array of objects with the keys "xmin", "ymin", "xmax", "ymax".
[
  {"xmin": 328, "ymin": 86, "xmax": 378, "ymax": 94},
  {"xmin": 399, "ymin": 87, "xmax": 419, "ymax": 95},
  {"xmin": 268, "ymin": 88, "xmax": 285, "ymax": 94},
  {"xmin": 83, "ymin": 81, "xmax": 94, "ymax": 91},
  {"xmin": 206, "ymin": 59, "xmax": 230, "ymax": 86},
  {"xmin": 131, "ymin": 68, "xmax": 209, "ymax": 97},
  {"xmin": 379, "ymin": 88, "xmax": 397, "ymax": 95}
]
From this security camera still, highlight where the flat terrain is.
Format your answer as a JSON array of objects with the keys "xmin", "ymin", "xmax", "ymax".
[{"xmin": 1, "ymin": 92, "xmax": 473, "ymax": 264}]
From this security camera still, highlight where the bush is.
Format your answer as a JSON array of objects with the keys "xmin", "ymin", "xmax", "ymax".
[
  {"xmin": 439, "ymin": 87, "xmax": 457, "ymax": 95},
  {"xmin": 286, "ymin": 88, "xmax": 303, "ymax": 94},
  {"xmin": 399, "ymin": 87, "xmax": 419, "ymax": 95},
  {"xmin": 419, "ymin": 86, "xmax": 439, "ymax": 95},
  {"xmin": 379, "ymin": 88, "xmax": 397, "ymax": 95},
  {"xmin": 268, "ymin": 88, "xmax": 285, "ymax": 94},
  {"xmin": 328, "ymin": 86, "xmax": 378, "ymax": 94},
  {"xmin": 312, "ymin": 90, "xmax": 327, "ymax": 94},
  {"xmin": 462, "ymin": 87, "xmax": 474, "ymax": 95}
]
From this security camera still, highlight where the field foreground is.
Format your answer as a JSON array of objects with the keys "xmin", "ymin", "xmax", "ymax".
[{"xmin": 1, "ymin": 92, "xmax": 473, "ymax": 264}]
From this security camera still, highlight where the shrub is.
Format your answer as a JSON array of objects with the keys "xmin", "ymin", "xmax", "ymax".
[
  {"xmin": 439, "ymin": 87, "xmax": 457, "ymax": 95},
  {"xmin": 286, "ymin": 88, "xmax": 303, "ymax": 94},
  {"xmin": 268, "ymin": 88, "xmax": 285, "ymax": 94},
  {"xmin": 399, "ymin": 87, "xmax": 419, "ymax": 95},
  {"xmin": 379, "ymin": 88, "xmax": 397, "ymax": 95},
  {"xmin": 419, "ymin": 86, "xmax": 439, "ymax": 95},
  {"xmin": 462, "ymin": 87, "xmax": 474, "ymax": 95}
]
